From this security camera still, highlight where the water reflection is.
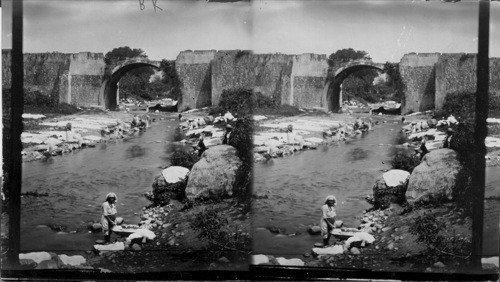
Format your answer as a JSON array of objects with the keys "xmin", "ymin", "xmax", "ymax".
[
  {"xmin": 125, "ymin": 145, "xmax": 147, "ymax": 158},
  {"xmin": 347, "ymin": 147, "xmax": 370, "ymax": 162}
]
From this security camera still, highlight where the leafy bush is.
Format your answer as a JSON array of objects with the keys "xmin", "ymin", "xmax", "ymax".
[
  {"xmin": 170, "ymin": 150, "xmax": 200, "ymax": 170},
  {"xmin": 191, "ymin": 205, "xmax": 251, "ymax": 256},
  {"xmin": 218, "ymin": 88, "xmax": 254, "ymax": 117},
  {"xmin": 149, "ymin": 181, "xmax": 187, "ymax": 206},
  {"xmin": 409, "ymin": 212, "xmax": 471, "ymax": 264},
  {"xmin": 391, "ymin": 150, "xmax": 421, "ymax": 173},
  {"xmin": 24, "ymin": 89, "xmax": 58, "ymax": 107}
]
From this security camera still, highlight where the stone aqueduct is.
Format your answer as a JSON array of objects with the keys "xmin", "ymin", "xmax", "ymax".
[{"xmin": 2, "ymin": 50, "xmax": 500, "ymax": 114}]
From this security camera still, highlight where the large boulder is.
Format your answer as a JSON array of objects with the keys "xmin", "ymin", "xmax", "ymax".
[
  {"xmin": 372, "ymin": 169, "xmax": 410, "ymax": 209},
  {"xmin": 151, "ymin": 166, "xmax": 190, "ymax": 203},
  {"xmin": 406, "ymin": 149, "xmax": 464, "ymax": 204},
  {"xmin": 185, "ymin": 145, "xmax": 242, "ymax": 201}
]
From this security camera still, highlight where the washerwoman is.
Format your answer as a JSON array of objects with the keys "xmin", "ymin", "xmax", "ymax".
[
  {"xmin": 102, "ymin": 192, "xmax": 118, "ymax": 243},
  {"xmin": 320, "ymin": 195, "xmax": 337, "ymax": 247}
]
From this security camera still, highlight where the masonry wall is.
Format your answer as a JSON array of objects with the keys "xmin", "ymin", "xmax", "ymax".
[
  {"xmin": 290, "ymin": 54, "xmax": 329, "ymax": 109},
  {"xmin": 2, "ymin": 50, "xmax": 12, "ymax": 88},
  {"xmin": 67, "ymin": 52, "xmax": 106, "ymax": 106},
  {"xmin": 399, "ymin": 53, "xmax": 440, "ymax": 114},
  {"xmin": 23, "ymin": 52, "xmax": 72, "ymax": 101},
  {"xmin": 435, "ymin": 54, "xmax": 500, "ymax": 111},
  {"xmin": 175, "ymin": 50, "xmax": 216, "ymax": 112},
  {"xmin": 211, "ymin": 51, "xmax": 293, "ymax": 107}
]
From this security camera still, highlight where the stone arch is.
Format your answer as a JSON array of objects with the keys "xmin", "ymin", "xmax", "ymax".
[
  {"xmin": 101, "ymin": 59, "xmax": 161, "ymax": 110},
  {"xmin": 325, "ymin": 63, "xmax": 385, "ymax": 112}
]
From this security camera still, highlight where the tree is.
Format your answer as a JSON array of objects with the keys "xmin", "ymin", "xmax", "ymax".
[
  {"xmin": 159, "ymin": 60, "xmax": 182, "ymax": 100},
  {"xmin": 104, "ymin": 46, "xmax": 146, "ymax": 65},
  {"xmin": 328, "ymin": 48, "xmax": 371, "ymax": 67}
]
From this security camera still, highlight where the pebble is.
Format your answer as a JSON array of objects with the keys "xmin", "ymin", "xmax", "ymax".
[
  {"xmin": 434, "ymin": 261, "xmax": 445, "ymax": 268},
  {"xmin": 386, "ymin": 243, "xmax": 395, "ymax": 250},
  {"xmin": 350, "ymin": 247, "xmax": 361, "ymax": 255},
  {"xmin": 131, "ymin": 244, "xmax": 141, "ymax": 251}
]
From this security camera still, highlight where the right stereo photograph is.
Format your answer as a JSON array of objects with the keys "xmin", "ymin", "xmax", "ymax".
[{"xmin": 249, "ymin": 0, "xmax": 499, "ymax": 279}]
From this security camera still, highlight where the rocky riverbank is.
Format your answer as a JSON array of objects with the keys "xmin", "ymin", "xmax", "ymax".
[
  {"xmin": 251, "ymin": 111, "xmax": 499, "ymax": 273},
  {"xmin": 20, "ymin": 109, "xmax": 175, "ymax": 162}
]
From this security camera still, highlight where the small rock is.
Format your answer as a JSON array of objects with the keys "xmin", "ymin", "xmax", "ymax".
[
  {"xmin": 381, "ymin": 227, "xmax": 391, "ymax": 232},
  {"xmin": 35, "ymin": 260, "xmax": 58, "ymax": 269},
  {"xmin": 217, "ymin": 257, "xmax": 230, "ymax": 264},
  {"xmin": 307, "ymin": 225, "xmax": 321, "ymax": 235},
  {"xmin": 115, "ymin": 217, "xmax": 124, "ymax": 225},
  {"xmin": 313, "ymin": 242, "xmax": 324, "ymax": 248},
  {"xmin": 91, "ymin": 223, "xmax": 102, "ymax": 232},
  {"xmin": 131, "ymin": 244, "xmax": 141, "ymax": 251},
  {"xmin": 425, "ymin": 267, "xmax": 433, "ymax": 272},
  {"xmin": 350, "ymin": 247, "xmax": 361, "ymax": 255},
  {"xmin": 95, "ymin": 239, "xmax": 106, "ymax": 245},
  {"xmin": 303, "ymin": 252, "xmax": 311, "ymax": 258},
  {"xmin": 434, "ymin": 261, "xmax": 445, "ymax": 268},
  {"xmin": 19, "ymin": 259, "xmax": 37, "ymax": 268},
  {"xmin": 386, "ymin": 243, "xmax": 395, "ymax": 250},
  {"xmin": 252, "ymin": 254, "xmax": 270, "ymax": 265}
]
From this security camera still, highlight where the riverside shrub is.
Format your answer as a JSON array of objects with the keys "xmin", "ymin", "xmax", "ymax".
[
  {"xmin": 409, "ymin": 212, "xmax": 471, "ymax": 265},
  {"xmin": 170, "ymin": 150, "xmax": 200, "ymax": 170},
  {"xmin": 391, "ymin": 150, "xmax": 421, "ymax": 173},
  {"xmin": 191, "ymin": 205, "xmax": 251, "ymax": 257}
]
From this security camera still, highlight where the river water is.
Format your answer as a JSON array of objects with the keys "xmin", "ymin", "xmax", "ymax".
[
  {"xmin": 20, "ymin": 115, "xmax": 185, "ymax": 253},
  {"xmin": 252, "ymin": 117, "xmax": 499, "ymax": 257}
]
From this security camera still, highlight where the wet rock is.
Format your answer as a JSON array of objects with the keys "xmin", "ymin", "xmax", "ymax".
[
  {"xmin": 406, "ymin": 149, "xmax": 463, "ymax": 204},
  {"xmin": 268, "ymin": 227, "xmax": 286, "ymax": 234},
  {"xmin": 35, "ymin": 260, "xmax": 58, "ymax": 269},
  {"xmin": 90, "ymin": 223, "xmax": 102, "ymax": 232},
  {"xmin": 313, "ymin": 242, "xmax": 325, "ymax": 248},
  {"xmin": 19, "ymin": 259, "xmax": 37, "ymax": 268},
  {"xmin": 307, "ymin": 225, "xmax": 321, "ymax": 235},
  {"xmin": 185, "ymin": 145, "xmax": 242, "ymax": 201}
]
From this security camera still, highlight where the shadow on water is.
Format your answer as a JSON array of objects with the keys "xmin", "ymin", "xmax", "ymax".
[
  {"xmin": 347, "ymin": 148, "xmax": 370, "ymax": 162},
  {"xmin": 125, "ymin": 145, "xmax": 147, "ymax": 159}
]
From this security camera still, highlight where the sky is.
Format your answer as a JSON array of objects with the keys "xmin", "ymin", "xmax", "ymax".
[{"xmin": 2, "ymin": 0, "xmax": 500, "ymax": 62}]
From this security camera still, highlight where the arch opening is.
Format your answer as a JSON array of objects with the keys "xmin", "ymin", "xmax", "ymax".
[
  {"xmin": 102, "ymin": 62, "xmax": 160, "ymax": 110},
  {"xmin": 326, "ymin": 64, "xmax": 385, "ymax": 113}
]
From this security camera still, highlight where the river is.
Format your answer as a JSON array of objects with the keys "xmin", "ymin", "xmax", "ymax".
[
  {"xmin": 20, "ymin": 114, "xmax": 185, "ymax": 253},
  {"xmin": 252, "ymin": 117, "xmax": 499, "ymax": 258}
]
